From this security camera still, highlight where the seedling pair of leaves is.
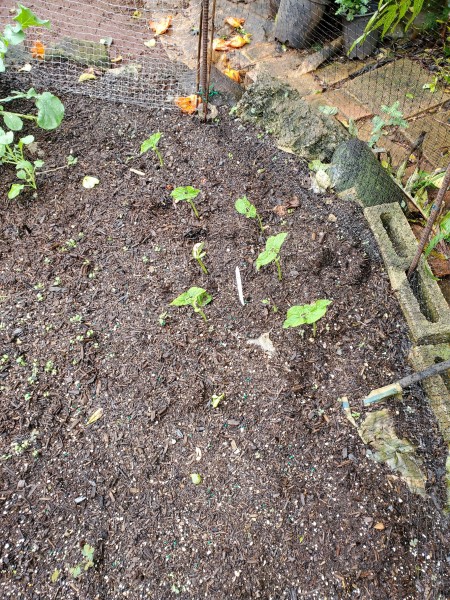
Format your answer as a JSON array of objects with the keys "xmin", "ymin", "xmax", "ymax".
[
  {"xmin": 171, "ymin": 286, "xmax": 211, "ymax": 321},
  {"xmin": 256, "ymin": 232, "xmax": 288, "ymax": 281},
  {"xmin": 140, "ymin": 132, "xmax": 163, "ymax": 167},
  {"xmin": 235, "ymin": 195, "xmax": 264, "ymax": 233},
  {"xmin": 283, "ymin": 299, "xmax": 332, "ymax": 336},
  {"xmin": 192, "ymin": 242, "xmax": 208, "ymax": 273},
  {"xmin": 171, "ymin": 186, "xmax": 200, "ymax": 219},
  {"xmin": 69, "ymin": 543, "xmax": 95, "ymax": 579}
]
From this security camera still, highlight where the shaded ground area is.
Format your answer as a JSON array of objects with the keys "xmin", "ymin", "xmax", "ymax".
[{"xmin": 1, "ymin": 86, "xmax": 450, "ymax": 598}]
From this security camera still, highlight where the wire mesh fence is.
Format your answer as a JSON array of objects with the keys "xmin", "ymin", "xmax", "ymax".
[{"xmin": 1, "ymin": 0, "xmax": 200, "ymax": 108}]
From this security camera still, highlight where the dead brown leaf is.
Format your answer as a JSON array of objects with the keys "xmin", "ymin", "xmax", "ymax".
[
  {"xmin": 174, "ymin": 94, "xmax": 201, "ymax": 114},
  {"xmin": 149, "ymin": 15, "xmax": 172, "ymax": 36},
  {"xmin": 225, "ymin": 17, "xmax": 245, "ymax": 28}
]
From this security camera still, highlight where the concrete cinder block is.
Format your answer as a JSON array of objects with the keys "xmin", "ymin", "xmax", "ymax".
[
  {"xmin": 365, "ymin": 203, "xmax": 450, "ymax": 345},
  {"xmin": 409, "ymin": 344, "xmax": 450, "ymax": 445}
]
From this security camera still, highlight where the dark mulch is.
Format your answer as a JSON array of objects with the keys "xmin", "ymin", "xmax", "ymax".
[{"xmin": 1, "ymin": 82, "xmax": 449, "ymax": 599}]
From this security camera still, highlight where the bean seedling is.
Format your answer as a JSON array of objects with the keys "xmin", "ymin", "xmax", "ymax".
[
  {"xmin": 211, "ymin": 392, "xmax": 225, "ymax": 408},
  {"xmin": 171, "ymin": 186, "xmax": 200, "ymax": 219},
  {"xmin": 283, "ymin": 299, "xmax": 332, "ymax": 336},
  {"xmin": 170, "ymin": 286, "xmax": 212, "ymax": 321},
  {"xmin": 69, "ymin": 543, "xmax": 95, "ymax": 578},
  {"xmin": 140, "ymin": 132, "xmax": 163, "ymax": 167},
  {"xmin": 192, "ymin": 242, "xmax": 208, "ymax": 274},
  {"xmin": 255, "ymin": 232, "xmax": 287, "ymax": 281},
  {"xmin": 235, "ymin": 195, "xmax": 264, "ymax": 233}
]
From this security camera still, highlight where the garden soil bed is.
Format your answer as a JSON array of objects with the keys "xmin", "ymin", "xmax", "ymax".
[{"xmin": 1, "ymin": 85, "xmax": 449, "ymax": 599}]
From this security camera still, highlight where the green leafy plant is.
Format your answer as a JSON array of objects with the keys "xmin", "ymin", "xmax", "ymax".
[
  {"xmin": 261, "ymin": 297, "xmax": 278, "ymax": 313},
  {"xmin": 425, "ymin": 211, "xmax": 450, "ymax": 258},
  {"xmin": 255, "ymin": 232, "xmax": 287, "ymax": 281},
  {"xmin": 235, "ymin": 195, "xmax": 264, "ymax": 233},
  {"xmin": 1, "ymin": 8, "xmax": 64, "ymax": 199},
  {"xmin": 1, "ymin": 133, "xmax": 43, "ymax": 198},
  {"xmin": 0, "ymin": 4, "xmax": 50, "ymax": 73},
  {"xmin": 170, "ymin": 286, "xmax": 212, "ymax": 321},
  {"xmin": 351, "ymin": 0, "xmax": 424, "ymax": 51},
  {"xmin": 140, "ymin": 132, "xmax": 163, "ymax": 167},
  {"xmin": 171, "ymin": 186, "xmax": 200, "ymax": 219},
  {"xmin": 192, "ymin": 242, "xmax": 208, "ymax": 274},
  {"xmin": 69, "ymin": 544, "xmax": 95, "ymax": 578},
  {"xmin": 368, "ymin": 101, "xmax": 408, "ymax": 148},
  {"xmin": 283, "ymin": 299, "xmax": 332, "ymax": 336},
  {"xmin": 1, "ymin": 89, "xmax": 65, "ymax": 131},
  {"xmin": 335, "ymin": 0, "xmax": 370, "ymax": 22}
]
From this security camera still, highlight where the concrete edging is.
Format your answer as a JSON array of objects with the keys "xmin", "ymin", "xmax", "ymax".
[
  {"xmin": 364, "ymin": 202, "xmax": 450, "ymax": 345},
  {"xmin": 409, "ymin": 344, "xmax": 450, "ymax": 445}
]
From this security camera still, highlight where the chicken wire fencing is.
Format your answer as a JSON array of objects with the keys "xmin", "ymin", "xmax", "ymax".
[
  {"xmin": 1, "ymin": 0, "xmax": 201, "ymax": 108},
  {"xmin": 186, "ymin": 0, "xmax": 448, "ymax": 174}
]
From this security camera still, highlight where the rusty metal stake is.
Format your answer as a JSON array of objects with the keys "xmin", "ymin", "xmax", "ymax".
[
  {"xmin": 407, "ymin": 161, "xmax": 450, "ymax": 279},
  {"xmin": 201, "ymin": 0, "xmax": 210, "ymax": 120}
]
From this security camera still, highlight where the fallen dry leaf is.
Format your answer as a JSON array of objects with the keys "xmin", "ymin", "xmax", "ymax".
[
  {"xmin": 225, "ymin": 16, "xmax": 245, "ymax": 28},
  {"xmin": 428, "ymin": 256, "xmax": 450, "ymax": 277},
  {"xmin": 79, "ymin": 68, "xmax": 96, "ymax": 82},
  {"xmin": 273, "ymin": 196, "xmax": 301, "ymax": 217},
  {"xmin": 224, "ymin": 67, "xmax": 241, "ymax": 82},
  {"xmin": 174, "ymin": 94, "xmax": 201, "ymax": 114},
  {"xmin": 374, "ymin": 522, "xmax": 385, "ymax": 531},
  {"xmin": 273, "ymin": 205, "xmax": 287, "ymax": 217},
  {"xmin": 227, "ymin": 34, "xmax": 251, "ymax": 48},
  {"xmin": 213, "ymin": 38, "xmax": 230, "ymax": 51},
  {"xmin": 149, "ymin": 15, "xmax": 172, "ymax": 36},
  {"xmin": 111, "ymin": 55, "xmax": 122, "ymax": 63},
  {"xmin": 285, "ymin": 195, "xmax": 300, "ymax": 208},
  {"xmin": 86, "ymin": 407, "xmax": 103, "ymax": 425},
  {"xmin": 31, "ymin": 40, "xmax": 45, "ymax": 60}
]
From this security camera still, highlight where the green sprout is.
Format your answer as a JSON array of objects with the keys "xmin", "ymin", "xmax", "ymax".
[
  {"xmin": 69, "ymin": 543, "xmax": 95, "ymax": 578},
  {"xmin": 170, "ymin": 286, "xmax": 212, "ymax": 321},
  {"xmin": 140, "ymin": 132, "xmax": 163, "ymax": 167},
  {"xmin": 211, "ymin": 393, "xmax": 225, "ymax": 408},
  {"xmin": 234, "ymin": 195, "xmax": 264, "ymax": 233},
  {"xmin": 190, "ymin": 473, "xmax": 202, "ymax": 485},
  {"xmin": 283, "ymin": 299, "xmax": 332, "ymax": 336},
  {"xmin": 171, "ymin": 186, "xmax": 200, "ymax": 219},
  {"xmin": 192, "ymin": 242, "xmax": 208, "ymax": 274},
  {"xmin": 255, "ymin": 232, "xmax": 287, "ymax": 281}
]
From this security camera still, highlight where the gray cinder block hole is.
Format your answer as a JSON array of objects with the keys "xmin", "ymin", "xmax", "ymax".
[{"xmin": 408, "ymin": 270, "xmax": 439, "ymax": 324}]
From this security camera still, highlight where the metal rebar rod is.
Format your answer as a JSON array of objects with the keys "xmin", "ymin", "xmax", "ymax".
[
  {"xmin": 195, "ymin": 2, "xmax": 203, "ymax": 97},
  {"xmin": 407, "ymin": 160, "xmax": 450, "ymax": 279},
  {"xmin": 205, "ymin": 0, "xmax": 217, "ymax": 122},
  {"xmin": 201, "ymin": 0, "xmax": 210, "ymax": 116}
]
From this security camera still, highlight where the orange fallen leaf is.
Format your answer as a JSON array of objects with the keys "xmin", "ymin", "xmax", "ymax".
[
  {"xmin": 149, "ymin": 15, "xmax": 172, "ymax": 36},
  {"xmin": 31, "ymin": 40, "xmax": 45, "ymax": 60},
  {"xmin": 227, "ymin": 34, "xmax": 251, "ymax": 48},
  {"xmin": 225, "ymin": 17, "xmax": 245, "ymax": 28},
  {"xmin": 213, "ymin": 38, "xmax": 230, "ymax": 51},
  {"xmin": 175, "ymin": 94, "xmax": 201, "ymax": 114},
  {"xmin": 224, "ymin": 67, "xmax": 241, "ymax": 82},
  {"xmin": 374, "ymin": 522, "xmax": 385, "ymax": 530}
]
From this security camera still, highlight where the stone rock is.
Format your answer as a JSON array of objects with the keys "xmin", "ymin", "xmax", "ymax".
[
  {"xmin": 329, "ymin": 138, "xmax": 407, "ymax": 207},
  {"xmin": 236, "ymin": 73, "xmax": 348, "ymax": 161},
  {"xmin": 45, "ymin": 37, "xmax": 110, "ymax": 68},
  {"xmin": 209, "ymin": 65, "xmax": 243, "ymax": 105}
]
